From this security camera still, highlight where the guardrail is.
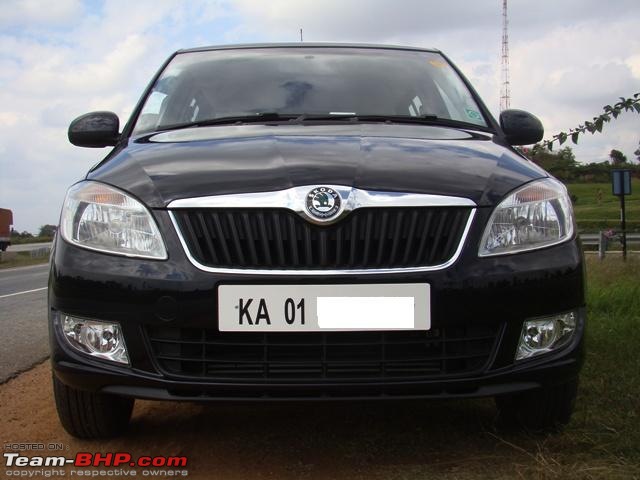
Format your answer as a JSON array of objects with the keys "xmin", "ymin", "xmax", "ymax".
[
  {"xmin": 579, "ymin": 233, "xmax": 640, "ymax": 246},
  {"xmin": 580, "ymin": 232, "xmax": 639, "ymax": 259},
  {"xmin": 30, "ymin": 246, "xmax": 51, "ymax": 258}
]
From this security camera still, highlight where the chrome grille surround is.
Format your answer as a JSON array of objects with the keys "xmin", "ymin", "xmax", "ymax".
[{"xmin": 168, "ymin": 186, "xmax": 476, "ymax": 275}]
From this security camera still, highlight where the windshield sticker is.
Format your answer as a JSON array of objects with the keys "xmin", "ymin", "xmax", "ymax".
[
  {"xmin": 429, "ymin": 59, "xmax": 447, "ymax": 68},
  {"xmin": 465, "ymin": 108, "xmax": 482, "ymax": 121}
]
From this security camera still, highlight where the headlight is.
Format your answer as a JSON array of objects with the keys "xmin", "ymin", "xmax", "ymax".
[
  {"xmin": 60, "ymin": 314, "xmax": 129, "ymax": 365},
  {"xmin": 479, "ymin": 178, "xmax": 574, "ymax": 256},
  {"xmin": 60, "ymin": 181, "xmax": 167, "ymax": 259}
]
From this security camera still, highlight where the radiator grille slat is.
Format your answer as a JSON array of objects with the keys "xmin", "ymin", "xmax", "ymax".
[
  {"xmin": 212, "ymin": 213, "xmax": 232, "ymax": 264},
  {"xmin": 173, "ymin": 207, "xmax": 470, "ymax": 270}
]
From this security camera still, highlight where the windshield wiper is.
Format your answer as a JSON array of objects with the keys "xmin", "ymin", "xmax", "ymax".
[
  {"xmin": 155, "ymin": 113, "xmax": 299, "ymax": 132},
  {"xmin": 154, "ymin": 112, "xmax": 489, "ymax": 133},
  {"xmin": 292, "ymin": 113, "xmax": 490, "ymax": 131},
  {"xmin": 354, "ymin": 114, "xmax": 440, "ymax": 124},
  {"xmin": 292, "ymin": 113, "xmax": 439, "ymax": 124}
]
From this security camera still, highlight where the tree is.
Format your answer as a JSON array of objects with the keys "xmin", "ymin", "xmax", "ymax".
[
  {"xmin": 10, "ymin": 228, "xmax": 33, "ymax": 239},
  {"xmin": 525, "ymin": 145, "xmax": 578, "ymax": 180},
  {"xmin": 38, "ymin": 224, "xmax": 58, "ymax": 238},
  {"xmin": 634, "ymin": 141, "xmax": 640, "ymax": 163},
  {"xmin": 609, "ymin": 149, "xmax": 627, "ymax": 165},
  {"xmin": 522, "ymin": 145, "xmax": 640, "ymax": 182}
]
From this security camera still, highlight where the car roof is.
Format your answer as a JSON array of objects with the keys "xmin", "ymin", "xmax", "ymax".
[{"xmin": 177, "ymin": 43, "xmax": 441, "ymax": 54}]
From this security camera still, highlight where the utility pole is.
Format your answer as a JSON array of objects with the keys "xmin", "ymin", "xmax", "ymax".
[
  {"xmin": 500, "ymin": 0, "xmax": 511, "ymax": 112},
  {"xmin": 300, "ymin": 28, "xmax": 303, "ymax": 42}
]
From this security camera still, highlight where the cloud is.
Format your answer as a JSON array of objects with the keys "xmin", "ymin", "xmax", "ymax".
[
  {"xmin": 0, "ymin": 0, "xmax": 232, "ymax": 232},
  {"xmin": 0, "ymin": 0, "xmax": 639, "ymax": 233},
  {"xmin": 625, "ymin": 54, "xmax": 640, "ymax": 79},
  {"xmin": 0, "ymin": 0, "xmax": 83, "ymax": 28},
  {"xmin": 503, "ymin": 18, "xmax": 639, "ymax": 165}
]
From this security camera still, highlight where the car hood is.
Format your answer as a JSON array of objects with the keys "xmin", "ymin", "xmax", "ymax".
[{"xmin": 87, "ymin": 123, "xmax": 546, "ymax": 208}]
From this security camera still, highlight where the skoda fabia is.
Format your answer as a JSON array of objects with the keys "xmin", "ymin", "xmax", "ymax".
[{"xmin": 50, "ymin": 44, "xmax": 584, "ymax": 438}]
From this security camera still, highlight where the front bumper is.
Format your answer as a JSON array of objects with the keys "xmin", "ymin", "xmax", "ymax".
[
  {"xmin": 49, "ymin": 208, "xmax": 586, "ymax": 401},
  {"xmin": 51, "ymin": 339, "xmax": 583, "ymax": 401}
]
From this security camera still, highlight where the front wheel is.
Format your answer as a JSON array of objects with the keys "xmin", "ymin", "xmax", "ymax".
[
  {"xmin": 52, "ymin": 375, "xmax": 134, "ymax": 438},
  {"xmin": 495, "ymin": 378, "xmax": 578, "ymax": 432}
]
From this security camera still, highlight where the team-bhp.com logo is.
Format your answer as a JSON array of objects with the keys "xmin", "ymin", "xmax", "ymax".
[
  {"xmin": 4, "ymin": 451, "xmax": 188, "ymax": 468},
  {"xmin": 306, "ymin": 187, "xmax": 341, "ymax": 220}
]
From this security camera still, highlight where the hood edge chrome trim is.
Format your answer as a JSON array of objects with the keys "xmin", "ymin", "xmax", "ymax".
[{"xmin": 168, "ymin": 186, "xmax": 476, "ymax": 226}]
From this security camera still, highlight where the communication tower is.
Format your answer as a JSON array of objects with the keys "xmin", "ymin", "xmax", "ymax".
[{"xmin": 500, "ymin": 0, "xmax": 511, "ymax": 111}]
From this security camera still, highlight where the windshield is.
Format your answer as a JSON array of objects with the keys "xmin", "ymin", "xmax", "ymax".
[{"xmin": 132, "ymin": 47, "xmax": 488, "ymax": 134}]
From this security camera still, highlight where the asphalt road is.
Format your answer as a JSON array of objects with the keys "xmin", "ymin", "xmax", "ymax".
[{"xmin": 0, "ymin": 263, "xmax": 49, "ymax": 382}]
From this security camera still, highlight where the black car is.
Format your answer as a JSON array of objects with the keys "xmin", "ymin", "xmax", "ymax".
[{"xmin": 50, "ymin": 44, "xmax": 584, "ymax": 438}]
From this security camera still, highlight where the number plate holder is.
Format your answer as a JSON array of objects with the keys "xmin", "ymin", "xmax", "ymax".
[{"xmin": 218, "ymin": 283, "xmax": 430, "ymax": 332}]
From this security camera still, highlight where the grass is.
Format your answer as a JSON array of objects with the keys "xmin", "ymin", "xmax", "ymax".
[
  {"xmin": 573, "ymin": 257, "xmax": 640, "ymax": 465},
  {"xmin": 367, "ymin": 255, "xmax": 639, "ymax": 480},
  {"xmin": 485, "ymin": 255, "xmax": 640, "ymax": 478},
  {"xmin": 0, "ymin": 251, "xmax": 49, "ymax": 269},
  {"xmin": 567, "ymin": 179, "xmax": 640, "ymax": 232},
  {"xmin": 441, "ymin": 255, "xmax": 640, "ymax": 479},
  {"xmin": 406, "ymin": 255, "xmax": 640, "ymax": 479},
  {"xmin": 9, "ymin": 235, "xmax": 53, "ymax": 245}
]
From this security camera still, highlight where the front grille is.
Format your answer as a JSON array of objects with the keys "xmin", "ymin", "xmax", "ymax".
[
  {"xmin": 172, "ymin": 207, "xmax": 471, "ymax": 270},
  {"xmin": 146, "ymin": 325, "xmax": 501, "ymax": 382}
]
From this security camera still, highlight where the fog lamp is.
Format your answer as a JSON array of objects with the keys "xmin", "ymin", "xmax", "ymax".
[
  {"xmin": 60, "ymin": 314, "xmax": 129, "ymax": 364},
  {"xmin": 516, "ymin": 311, "xmax": 577, "ymax": 361}
]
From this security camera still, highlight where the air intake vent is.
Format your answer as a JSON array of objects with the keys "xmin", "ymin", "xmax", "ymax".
[{"xmin": 147, "ymin": 325, "xmax": 501, "ymax": 382}]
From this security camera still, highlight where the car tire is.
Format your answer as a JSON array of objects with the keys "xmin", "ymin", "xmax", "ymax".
[
  {"xmin": 52, "ymin": 375, "xmax": 134, "ymax": 438},
  {"xmin": 495, "ymin": 378, "xmax": 578, "ymax": 432}
]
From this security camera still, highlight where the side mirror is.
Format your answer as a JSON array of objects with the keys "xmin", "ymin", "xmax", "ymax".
[
  {"xmin": 499, "ymin": 109, "xmax": 543, "ymax": 146},
  {"xmin": 68, "ymin": 111, "xmax": 120, "ymax": 148}
]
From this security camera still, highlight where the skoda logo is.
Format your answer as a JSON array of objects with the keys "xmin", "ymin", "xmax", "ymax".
[{"xmin": 306, "ymin": 187, "xmax": 341, "ymax": 220}]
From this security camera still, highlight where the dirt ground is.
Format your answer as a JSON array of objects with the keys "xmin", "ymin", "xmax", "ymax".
[{"xmin": 1, "ymin": 362, "xmax": 637, "ymax": 480}]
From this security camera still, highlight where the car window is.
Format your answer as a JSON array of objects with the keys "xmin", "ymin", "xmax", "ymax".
[{"xmin": 133, "ymin": 48, "xmax": 488, "ymax": 134}]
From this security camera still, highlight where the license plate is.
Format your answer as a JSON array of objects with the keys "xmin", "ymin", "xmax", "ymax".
[{"xmin": 218, "ymin": 283, "xmax": 430, "ymax": 332}]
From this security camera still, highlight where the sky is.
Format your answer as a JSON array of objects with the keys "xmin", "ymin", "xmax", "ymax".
[{"xmin": 1, "ymin": 0, "xmax": 639, "ymax": 233}]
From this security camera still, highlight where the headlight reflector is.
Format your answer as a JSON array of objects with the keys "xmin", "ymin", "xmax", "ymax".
[
  {"xmin": 516, "ymin": 311, "xmax": 577, "ymax": 361},
  {"xmin": 60, "ymin": 181, "xmax": 167, "ymax": 259},
  {"xmin": 479, "ymin": 178, "xmax": 574, "ymax": 256},
  {"xmin": 60, "ymin": 314, "xmax": 129, "ymax": 365}
]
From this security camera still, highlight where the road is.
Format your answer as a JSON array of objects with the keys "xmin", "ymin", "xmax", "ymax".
[
  {"xmin": 6, "ymin": 242, "xmax": 52, "ymax": 252},
  {"xmin": 0, "ymin": 263, "xmax": 49, "ymax": 382}
]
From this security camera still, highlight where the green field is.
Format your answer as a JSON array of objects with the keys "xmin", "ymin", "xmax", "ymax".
[
  {"xmin": 9, "ymin": 235, "xmax": 53, "ymax": 245},
  {"xmin": 572, "ymin": 256, "xmax": 640, "ymax": 475},
  {"xmin": 468, "ymin": 256, "xmax": 640, "ymax": 479},
  {"xmin": 386, "ymin": 256, "xmax": 640, "ymax": 479},
  {"xmin": 0, "ymin": 251, "xmax": 50, "ymax": 269},
  {"xmin": 567, "ymin": 179, "xmax": 639, "ymax": 232}
]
